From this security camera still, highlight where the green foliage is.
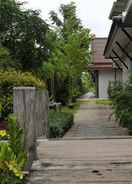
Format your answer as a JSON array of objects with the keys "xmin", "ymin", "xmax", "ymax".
[
  {"xmin": 7, "ymin": 114, "xmax": 27, "ymax": 163},
  {"xmin": 44, "ymin": 2, "xmax": 92, "ymax": 104},
  {"xmin": 0, "ymin": 0, "xmax": 49, "ymax": 72},
  {"xmin": 81, "ymin": 72, "xmax": 95, "ymax": 93},
  {"xmin": 0, "ymin": 70, "xmax": 45, "ymax": 89},
  {"xmin": 0, "ymin": 142, "xmax": 25, "ymax": 184},
  {"xmin": 0, "ymin": 130, "xmax": 9, "ymax": 140},
  {"xmin": 0, "ymin": 102, "xmax": 2, "ymax": 114},
  {"xmin": 0, "ymin": 0, "xmax": 92, "ymax": 104},
  {"xmin": 0, "ymin": 70, "xmax": 46, "ymax": 119},
  {"xmin": 48, "ymin": 111, "xmax": 73, "ymax": 138},
  {"xmin": 108, "ymin": 76, "xmax": 132, "ymax": 133},
  {"xmin": 0, "ymin": 47, "xmax": 16, "ymax": 69},
  {"xmin": 0, "ymin": 114, "xmax": 27, "ymax": 184},
  {"xmin": 108, "ymin": 81, "xmax": 123, "ymax": 101},
  {"xmin": 0, "ymin": 0, "xmax": 20, "ymax": 33}
]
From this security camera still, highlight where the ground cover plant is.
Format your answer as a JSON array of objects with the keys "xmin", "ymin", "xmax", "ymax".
[{"xmin": 0, "ymin": 114, "xmax": 27, "ymax": 184}]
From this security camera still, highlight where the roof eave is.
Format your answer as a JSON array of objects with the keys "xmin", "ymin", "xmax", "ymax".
[
  {"xmin": 109, "ymin": 2, "xmax": 117, "ymax": 20},
  {"xmin": 123, "ymin": 0, "xmax": 132, "ymax": 26},
  {"xmin": 104, "ymin": 21, "xmax": 119, "ymax": 58}
]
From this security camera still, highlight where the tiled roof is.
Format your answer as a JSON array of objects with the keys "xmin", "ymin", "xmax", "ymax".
[
  {"xmin": 92, "ymin": 38, "xmax": 112, "ymax": 64},
  {"xmin": 90, "ymin": 38, "xmax": 113, "ymax": 71}
]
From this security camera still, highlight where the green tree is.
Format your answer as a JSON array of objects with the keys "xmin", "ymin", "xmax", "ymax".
[
  {"xmin": 46, "ymin": 2, "xmax": 92, "ymax": 103},
  {"xmin": 0, "ymin": 0, "xmax": 49, "ymax": 72},
  {"xmin": 0, "ymin": 47, "xmax": 17, "ymax": 69}
]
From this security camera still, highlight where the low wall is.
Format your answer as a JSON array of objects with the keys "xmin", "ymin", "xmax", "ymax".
[{"xmin": 13, "ymin": 87, "xmax": 49, "ymax": 168}]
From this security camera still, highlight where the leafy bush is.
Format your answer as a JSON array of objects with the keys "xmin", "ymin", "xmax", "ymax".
[
  {"xmin": 0, "ymin": 130, "xmax": 9, "ymax": 140},
  {"xmin": 7, "ymin": 114, "xmax": 27, "ymax": 163},
  {"xmin": 0, "ymin": 70, "xmax": 46, "ymax": 89},
  {"xmin": 108, "ymin": 81, "xmax": 123, "ymax": 101},
  {"xmin": 0, "ymin": 142, "xmax": 24, "ymax": 184},
  {"xmin": 0, "ymin": 70, "xmax": 46, "ymax": 119},
  {"xmin": 108, "ymin": 77, "xmax": 132, "ymax": 133},
  {"xmin": 0, "ymin": 114, "xmax": 27, "ymax": 184},
  {"xmin": 48, "ymin": 111, "xmax": 73, "ymax": 138}
]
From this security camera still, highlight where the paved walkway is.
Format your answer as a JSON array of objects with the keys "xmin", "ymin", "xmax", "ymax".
[
  {"xmin": 64, "ymin": 102, "xmax": 128, "ymax": 137},
  {"xmin": 28, "ymin": 101, "xmax": 132, "ymax": 184}
]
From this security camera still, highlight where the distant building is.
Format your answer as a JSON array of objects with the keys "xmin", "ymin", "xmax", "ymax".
[
  {"xmin": 89, "ymin": 38, "xmax": 122, "ymax": 98},
  {"xmin": 104, "ymin": 0, "xmax": 132, "ymax": 82}
]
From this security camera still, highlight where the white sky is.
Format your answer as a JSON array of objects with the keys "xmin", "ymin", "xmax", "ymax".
[{"xmin": 21, "ymin": 0, "xmax": 115, "ymax": 37}]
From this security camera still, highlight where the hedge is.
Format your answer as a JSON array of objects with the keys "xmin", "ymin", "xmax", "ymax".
[
  {"xmin": 0, "ymin": 70, "xmax": 45, "ymax": 89},
  {"xmin": 0, "ymin": 70, "xmax": 46, "ymax": 119},
  {"xmin": 48, "ymin": 111, "xmax": 73, "ymax": 138}
]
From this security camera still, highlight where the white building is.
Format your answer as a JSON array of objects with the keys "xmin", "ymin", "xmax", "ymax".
[{"xmin": 89, "ymin": 38, "xmax": 122, "ymax": 98}]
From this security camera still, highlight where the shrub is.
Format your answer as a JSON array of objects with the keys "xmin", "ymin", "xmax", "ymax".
[
  {"xmin": 48, "ymin": 111, "xmax": 73, "ymax": 138},
  {"xmin": 0, "ymin": 114, "xmax": 27, "ymax": 184},
  {"xmin": 0, "ymin": 130, "xmax": 9, "ymax": 140},
  {"xmin": 7, "ymin": 114, "xmax": 27, "ymax": 162},
  {"xmin": 0, "ymin": 70, "xmax": 46, "ymax": 119},
  {"xmin": 0, "ymin": 142, "xmax": 24, "ymax": 183},
  {"xmin": 109, "ymin": 76, "xmax": 132, "ymax": 133},
  {"xmin": 0, "ymin": 70, "xmax": 45, "ymax": 89},
  {"xmin": 108, "ymin": 81, "xmax": 123, "ymax": 101}
]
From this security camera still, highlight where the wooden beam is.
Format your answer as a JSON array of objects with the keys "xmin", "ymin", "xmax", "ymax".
[
  {"xmin": 116, "ymin": 41, "xmax": 132, "ymax": 62},
  {"xmin": 121, "ymin": 28, "xmax": 132, "ymax": 42},
  {"xmin": 111, "ymin": 57, "xmax": 122, "ymax": 71},
  {"xmin": 112, "ymin": 49, "xmax": 128, "ymax": 69}
]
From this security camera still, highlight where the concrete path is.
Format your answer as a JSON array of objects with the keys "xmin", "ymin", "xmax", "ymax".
[
  {"xmin": 28, "ymin": 102, "xmax": 132, "ymax": 184},
  {"xmin": 64, "ymin": 102, "xmax": 128, "ymax": 137}
]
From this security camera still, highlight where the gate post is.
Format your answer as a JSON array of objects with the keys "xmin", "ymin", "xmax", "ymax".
[{"xmin": 13, "ymin": 87, "xmax": 49, "ymax": 168}]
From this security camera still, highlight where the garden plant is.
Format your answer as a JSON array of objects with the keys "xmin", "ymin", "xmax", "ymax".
[
  {"xmin": 0, "ymin": 114, "xmax": 27, "ymax": 184},
  {"xmin": 108, "ymin": 75, "xmax": 132, "ymax": 134}
]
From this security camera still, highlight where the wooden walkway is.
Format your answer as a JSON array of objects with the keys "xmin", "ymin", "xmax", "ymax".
[{"xmin": 28, "ymin": 102, "xmax": 132, "ymax": 184}]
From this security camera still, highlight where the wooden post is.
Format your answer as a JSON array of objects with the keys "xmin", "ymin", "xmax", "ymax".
[
  {"xmin": 13, "ymin": 87, "xmax": 49, "ymax": 168},
  {"xmin": 35, "ymin": 90, "xmax": 49, "ymax": 138}
]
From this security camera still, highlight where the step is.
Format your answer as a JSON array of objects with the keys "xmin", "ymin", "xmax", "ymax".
[
  {"xmin": 28, "ymin": 138, "xmax": 132, "ymax": 184},
  {"xmin": 29, "ymin": 159, "xmax": 132, "ymax": 184},
  {"xmin": 37, "ymin": 136, "xmax": 132, "ymax": 142}
]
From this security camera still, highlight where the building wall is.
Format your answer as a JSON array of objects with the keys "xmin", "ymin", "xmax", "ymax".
[
  {"xmin": 122, "ymin": 68, "xmax": 128, "ymax": 82},
  {"xmin": 98, "ymin": 70, "xmax": 115, "ymax": 98},
  {"xmin": 122, "ymin": 58, "xmax": 129, "ymax": 82},
  {"xmin": 94, "ymin": 71, "xmax": 99, "ymax": 98},
  {"xmin": 116, "ymin": 70, "xmax": 122, "ymax": 81}
]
